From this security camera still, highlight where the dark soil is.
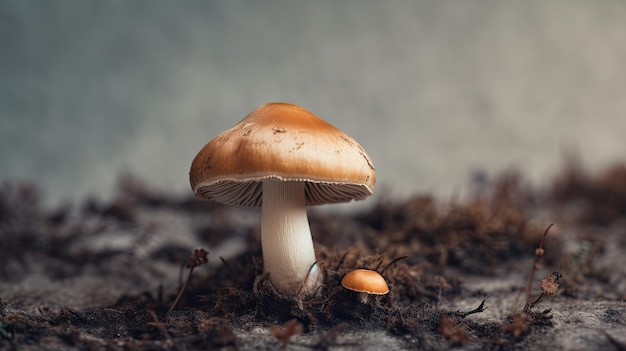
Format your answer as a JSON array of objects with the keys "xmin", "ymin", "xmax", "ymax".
[{"xmin": 1, "ymin": 163, "xmax": 626, "ymax": 350}]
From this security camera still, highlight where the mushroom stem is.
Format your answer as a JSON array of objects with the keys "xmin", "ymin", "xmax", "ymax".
[
  {"xmin": 358, "ymin": 292, "xmax": 369, "ymax": 304},
  {"xmin": 261, "ymin": 180, "xmax": 322, "ymax": 296}
]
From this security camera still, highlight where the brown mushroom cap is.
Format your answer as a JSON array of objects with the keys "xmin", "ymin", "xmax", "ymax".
[
  {"xmin": 189, "ymin": 102, "xmax": 376, "ymax": 206},
  {"xmin": 341, "ymin": 269, "xmax": 389, "ymax": 295}
]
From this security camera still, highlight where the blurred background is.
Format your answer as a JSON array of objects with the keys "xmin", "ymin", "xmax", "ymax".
[{"xmin": 2, "ymin": 1, "xmax": 625, "ymax": 209}]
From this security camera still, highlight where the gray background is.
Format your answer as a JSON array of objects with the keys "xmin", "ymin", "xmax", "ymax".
[{"xmin": 2, "ymin": 1, "xmax": 625, "ymax": 208}]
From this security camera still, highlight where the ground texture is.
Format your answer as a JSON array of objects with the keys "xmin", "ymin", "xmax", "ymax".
[{"xmin": 1, "ymin": 163, "xmax": 626, "ymax": 350}]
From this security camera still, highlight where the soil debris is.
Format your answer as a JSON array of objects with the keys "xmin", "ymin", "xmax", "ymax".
[{"xmin": 1, "ymin": 162, "xmax": 625, "ymax": 350}]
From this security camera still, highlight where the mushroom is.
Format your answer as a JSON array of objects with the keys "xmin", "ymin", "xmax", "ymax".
[
  {"xmin": 341, "ymin": 269, "xmax": 389, "ymax": 303},
  {"xmin": 189, "ymin": 102, "xmax": 376, "ymax": 296}
]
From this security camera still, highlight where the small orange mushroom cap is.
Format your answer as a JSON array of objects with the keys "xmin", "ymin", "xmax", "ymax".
[{"xmin": 341, "ymin": 269, "xmax": 389, "ymax": 295}]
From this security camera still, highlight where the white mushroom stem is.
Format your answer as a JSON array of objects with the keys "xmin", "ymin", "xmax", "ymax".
[
  {"xmin": 358, "ymin": 292, "xmax": 369, "ymax": 304},
  {"xmin": 261, "ymin": 179, "xmax": 322, "ymax": 296}
]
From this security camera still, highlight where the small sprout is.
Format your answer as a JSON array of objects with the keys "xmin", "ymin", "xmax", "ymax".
[
  {"xmin": 270, "ymin": 319, "xmax": 302, "ymax": 350},
  {"xmin": 167, "ymin": 249, "xmax": 209, "ymax": 314},
  {"xmin": 510, "ymin": 222, "xmax": 560, "ymax": 321},
  {"xmin": 516, "ymin": 223, "xmax": 556, "ymax": 313}
]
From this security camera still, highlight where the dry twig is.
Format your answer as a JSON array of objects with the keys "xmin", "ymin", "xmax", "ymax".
[
  {"xmin": 167, "ymin": 248, "xmax": 209, "ymax": 314},
  {"xmin": 447, "ymin": 296, "xmax": 489, "ymax": 318}
]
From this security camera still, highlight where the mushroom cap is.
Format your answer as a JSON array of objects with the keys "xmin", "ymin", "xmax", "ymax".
[
  {"xmin": 341, "ymin": 269, "xmax": 389, "ymax": 295},
  {"xmin": 189, "ymin": 102, "xmax": 376, "ymax": 206}
]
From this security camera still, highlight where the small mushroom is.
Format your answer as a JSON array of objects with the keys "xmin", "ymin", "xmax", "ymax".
[
  {"xmin": 189, "ymin": 102, "xmax": 376, "ymax": 296},
  {"xmin": 341, "ymin": 269, "xmax": 389, "ymax": 303}
]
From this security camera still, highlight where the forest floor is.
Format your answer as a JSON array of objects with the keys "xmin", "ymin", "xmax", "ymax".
[{"xmin": 1, "ymin": 162, "xmax": 625, "ymax": 350}]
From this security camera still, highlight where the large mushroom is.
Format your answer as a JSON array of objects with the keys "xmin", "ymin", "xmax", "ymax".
[{"xmin": 189, "ymin": 102, "xmax": 376, "ymax": 296}]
